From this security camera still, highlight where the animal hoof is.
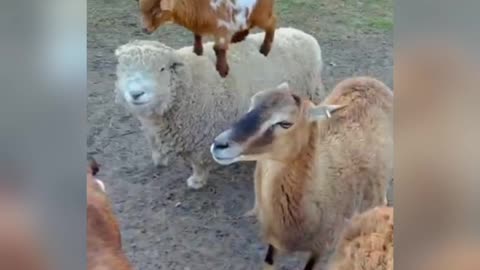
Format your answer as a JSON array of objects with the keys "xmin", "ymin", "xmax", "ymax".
[
  {"xmin": 259, "ymin": 44, "xmax": 271, "ymax": 56},
  {"xmin": 193, "ymin": 47, "xmax": 203, "ymax": 56},
  {"xmin": 187, "ymin": 175, "xmax": 206, "ymax": 189},
  {"xmin": 216, "ymin": 65, "xmax": 229, "ymax": 78}
]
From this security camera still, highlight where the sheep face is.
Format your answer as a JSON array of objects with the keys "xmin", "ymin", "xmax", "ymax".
[
  {"xmin": 211, "ymin": 82, "xmax": 344, "ymax": 165},
  {"xmin": 115, "ymin": 43, "xmax": 183, "ymax": 117},
  {"xmin": 139, "ymin": 0, "xmax": 174, "ymax": 33}
]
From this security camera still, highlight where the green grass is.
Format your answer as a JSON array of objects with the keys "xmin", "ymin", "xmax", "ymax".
[{"xmin": 276, "ymin": 0, "xmax": 393, "ymax": 37}]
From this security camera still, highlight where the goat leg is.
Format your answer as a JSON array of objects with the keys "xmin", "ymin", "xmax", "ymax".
[
  {"xmin": 231, "ymin": 29, "xmax": 250, "ymax": 43},
  {"xmin": 213, "ymin": 44, "xmax": 229, "ymax": 78},
  {"xmin": 193, "ymin": 34, "xmax": 203, "ymax": 56}
]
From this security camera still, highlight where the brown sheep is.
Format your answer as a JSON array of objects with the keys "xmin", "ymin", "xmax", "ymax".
[
  {"xmin": 137, "ymin": 0, "xmax": 276, "ymax": 77},
  {"xmin": 327, "ymin": 206, "xmax": 394, "ymax": 270},
  {"xmin": 87, "ymin": 159, "xmax": 133, "ymax": 270},
  {"xmin": 210, "ymin": 77, "xmax": 393, "ymax": 269}
]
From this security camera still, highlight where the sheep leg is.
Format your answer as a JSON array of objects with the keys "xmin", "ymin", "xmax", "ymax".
[
  {"xmin": 259, "ymin": 15, "xmax": 277, "ymax": 56},
  {"xmin": 145, "ymin": 132, "xmax": 167, "ymax": 166},
  {"xmin": 303, "ymin": 254, "xmax": 318, "ymax": 270},
  {"xmin": 193, "ymin": 34, "xmax": 203, "ymax": 56},
  {"xmin": 263, "ymin": 244, "xmax": 276, "ymax": 270},
  {"xmin": 186, "ymin": 161, "xmax": 209, "ymax": 189},
  {"xmin": 213, "ymin": 40, "xmax": 229, "ymax": 78},
  {"xmin": 231, "ymin": 29, "xmax": 250, "ymax": 43}
]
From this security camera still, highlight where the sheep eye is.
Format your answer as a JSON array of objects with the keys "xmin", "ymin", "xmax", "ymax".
[
  {"xmin": 160, "ymin": 67, "xmax": 165, "ymax": 72},
  {"xmin": 276, "ymin": 121, "xmax": 293, "ymax": 129}
]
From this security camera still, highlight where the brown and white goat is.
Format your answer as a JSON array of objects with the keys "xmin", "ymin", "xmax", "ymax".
[
  {"xmin": 87, "ymin": 159, "xmax": 133, "ymax": 270},
  {"xmin": 137, "ymin": 0, "xmax": 276, "ymax": 77},
  {"xmin": 211, "ymin": 77, "xmax": 393, "ymax": 269},
  {"xmin": 328, "ymin": 206, "xmax": 394, "ymax": 270}
]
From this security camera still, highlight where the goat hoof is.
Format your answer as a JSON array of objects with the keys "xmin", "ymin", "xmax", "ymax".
[
  {"xmin": 259, "ymin": 44, "xmax": 271, "ymax": 56},
  {"xmin": 216, "ymin": 65, "xmax": 229, "ymax": 78},
  {"xmin": 193, "ymin": 47, "xmax": 203, "ymax": 56}
]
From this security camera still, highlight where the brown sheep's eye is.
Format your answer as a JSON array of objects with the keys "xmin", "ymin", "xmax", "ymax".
[{"xmin": 276, "ymin": 121, "xmax": 293, "ymax": 129}]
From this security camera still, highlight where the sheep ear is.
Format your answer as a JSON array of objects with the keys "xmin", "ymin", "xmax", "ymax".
[
  {"xmin": 160, "ymin": 0, "xmax": 174, "ymax": 11},
  {"xmin": 276, "ymin": 82, "xmax": 290, "ymax": 92},
  {"xmin": 308, "ymin": 104, "xmax": 345, "ymax": 121}
]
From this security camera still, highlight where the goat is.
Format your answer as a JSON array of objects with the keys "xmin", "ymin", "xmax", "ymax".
[{"xmin": 137, "ymin": 0, "xmax": 276, "ymax": 77}]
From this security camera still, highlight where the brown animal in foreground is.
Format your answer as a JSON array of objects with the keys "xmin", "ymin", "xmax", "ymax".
[
  {"xmin": 211, "ymin": 77, "xmax": 393, "ymax": 269},
  {"xmin": 328, "ymin": 206, "xmax": 394, "ymax": 270},
  {"xmin": 87, "ymin": 159, "xmax": 133, "ymax": 270},
  {"xmin": 0, "ymin": 189, "xmax": 49, "ymax": 270},
  {"xmin": 137, "ymin": 0, "xmax": 276, "ymax": 77}
]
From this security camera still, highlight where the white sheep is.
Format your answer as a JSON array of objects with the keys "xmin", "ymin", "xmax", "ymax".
[
  {"xmin": 210, "ymin": 77, "xmax": 393, "ymax": 269},
  {"xmin": 114, "ymin": 27, "xmax": 326, "ymax": 189}
]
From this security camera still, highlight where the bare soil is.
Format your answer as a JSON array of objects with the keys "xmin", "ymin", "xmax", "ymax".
[{"xmin": 87, "ymin": 0, "xmax": 393, "ymax": 269}]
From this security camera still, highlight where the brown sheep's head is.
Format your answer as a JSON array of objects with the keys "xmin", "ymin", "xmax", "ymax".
[
  {"xmin": 210, "ymin": 82, "xmax": 344, "ymax": 165},
  {"xmin": 138, "ymin": 0, "xmax": 175, "ymax": 34}
]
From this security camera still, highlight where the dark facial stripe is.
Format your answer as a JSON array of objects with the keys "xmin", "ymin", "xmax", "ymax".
[
  {"xmin": 229, "ymin": 106, "xmax": 265, "ymax": 143},
  {"xmin": 250, "ymin": 125, "xmax": 274, "ymax": 150}
]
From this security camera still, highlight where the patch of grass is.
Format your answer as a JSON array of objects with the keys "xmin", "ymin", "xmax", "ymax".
[
  {"xmin": 366, "ymin": 17, "xmax": 393, "ymax": 31},
  {"xmin": 276, "ymin": 0, "xmax": 393, "ymax": 37}
]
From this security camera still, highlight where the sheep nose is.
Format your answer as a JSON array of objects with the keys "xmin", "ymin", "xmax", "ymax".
[
  {"xmin": 130, "ymin": 91, "xmax": 145, "ymax": 100},
  {"xmin": 213, "ymin": 138, "xmax": 230, "ymax": 150},
  {"xmin": 142, "ymin": 28, "xmax": 151, "ymax": 34}
]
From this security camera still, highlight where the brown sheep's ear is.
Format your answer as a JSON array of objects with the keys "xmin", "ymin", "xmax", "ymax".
[
  {"xmin": 308, "ymin": 104, "xmax": 345, "ymax": 121},
  {"xmin": 160, "ymin": 0, "xmax": 174, "ymax": 11}
]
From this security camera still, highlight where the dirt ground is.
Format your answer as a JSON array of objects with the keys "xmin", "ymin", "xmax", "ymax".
[{"xmin": 87, "ymin": 0, "xmax": 393, "ymax": 269}]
